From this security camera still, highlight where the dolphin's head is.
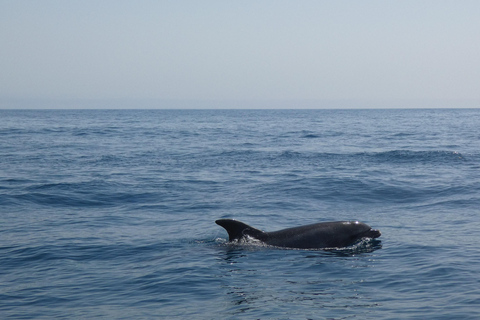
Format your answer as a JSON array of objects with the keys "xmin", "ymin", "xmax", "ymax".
[{"xmin": 349, "ymin": 221, "xmax": 381, "ymax": 239}]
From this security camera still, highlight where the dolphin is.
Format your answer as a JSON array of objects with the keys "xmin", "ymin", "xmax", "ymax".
[{"xmin": 215, "ymin": 219, "xmax": 381, "ymax": 249}]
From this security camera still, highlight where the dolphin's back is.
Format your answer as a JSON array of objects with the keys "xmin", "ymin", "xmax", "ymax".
[{"xmin": 265, "ymin": 221, "xmax": 371, "ymax": 249}]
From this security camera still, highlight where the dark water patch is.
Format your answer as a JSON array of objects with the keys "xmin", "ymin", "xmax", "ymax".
[
  {"xmin": 71, "ymin": 127, "xmax": 123, "ymax": 136},
  {"xmin": 367, "ymin": 150, "xmax": 465, "ymax": 164},
  {"xmin": 302, "ymin": 133, "xmax": 321, "ymax": 138},
  {"xmin": 299, "ymin": 130, "xmax": 343, "ymax": 139},
  {"xmin": 278, "ymin": 150, "xmax": 302, "ymax": 158},
  {"xmin": 392, "ymin": 132, "xmax": 416, "ymax": 137},
  {"xmin": 10, "ymin": 192, "xmax": 109, "ymax": 207}
]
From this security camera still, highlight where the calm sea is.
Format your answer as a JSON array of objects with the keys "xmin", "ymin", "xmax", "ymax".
[{"xmin": 1, "ymin": 109, "xmax": 479, "ymax": 319}]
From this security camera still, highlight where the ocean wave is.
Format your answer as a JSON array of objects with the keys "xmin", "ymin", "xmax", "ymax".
[
  {"xmin": 1, "ymin": 242, "xmax": 164, "ymax": 270},
  {"xmin": 366, "ymin": 150, "xmax": 466, "ymax": 163},
  {"xmin": 196, "ymin": 149, "xmax": 468, "ymax": 170}
]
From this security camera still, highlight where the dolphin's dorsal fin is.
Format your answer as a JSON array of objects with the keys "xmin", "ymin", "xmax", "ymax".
[{"xmin": 215, "ymin": 219, "xmax": 265, "ymax": 241}]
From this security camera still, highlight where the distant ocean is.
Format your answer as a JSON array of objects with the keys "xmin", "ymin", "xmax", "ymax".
[{"xmin": 1, "ymin": 109, "xmax": 479, "ymax": 319}]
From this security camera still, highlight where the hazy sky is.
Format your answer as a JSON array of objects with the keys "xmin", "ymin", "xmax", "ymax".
[{"xmin": 1, "ymin": 1, "xmax": 479, "ymax": 108}]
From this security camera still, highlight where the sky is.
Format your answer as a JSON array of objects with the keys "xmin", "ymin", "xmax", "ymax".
[{"xmin": 1, "ymin": 0, "xmax": 479, "ymax": 109}]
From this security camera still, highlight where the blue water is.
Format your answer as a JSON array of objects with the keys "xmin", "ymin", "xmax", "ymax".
[{"xmin": 1, "ymin": 109, "xmax": 479, "ymax": 319}]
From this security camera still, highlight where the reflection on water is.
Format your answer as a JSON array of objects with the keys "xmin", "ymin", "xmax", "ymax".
[{"xmin": 214, "ymin": 240, "xmax": 382, "ymax": 319}]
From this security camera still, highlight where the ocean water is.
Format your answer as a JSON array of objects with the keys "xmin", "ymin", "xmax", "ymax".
[{"xmin": 1, "ymin": 108, "xmax": 479, "ymax": 319}]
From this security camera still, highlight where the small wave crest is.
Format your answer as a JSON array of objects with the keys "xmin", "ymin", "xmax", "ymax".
[
  {"xmin": 215, "ymin": 236, "xmax": 382, "ymax": 253},
  {"xmin": 216, "ymin": 235, "xmax": 268, "ymax": 248},
  {"xmin": 324, "ymin": 238, "xmax": 383, "ymax": 255}
]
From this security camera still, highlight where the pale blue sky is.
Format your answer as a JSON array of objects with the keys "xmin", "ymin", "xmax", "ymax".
[{"xmin": 1, "ymin": 0, "xmax": 479, "ymax": 108}]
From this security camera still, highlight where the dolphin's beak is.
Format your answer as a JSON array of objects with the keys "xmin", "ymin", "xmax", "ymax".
[{"xmin": 364, "ymin": 228, "xmax": 381, "ymax": 239}]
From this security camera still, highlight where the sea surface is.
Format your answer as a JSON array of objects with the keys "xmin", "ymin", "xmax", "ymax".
[{"xmin": 1, "ymin": 108, "xmax": 479, "ymax": 319}]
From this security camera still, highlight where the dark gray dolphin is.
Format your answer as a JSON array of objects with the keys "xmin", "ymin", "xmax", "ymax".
[{"xmin": 215, "ymin": 219, "xmax": 381, "ymax": 249}]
